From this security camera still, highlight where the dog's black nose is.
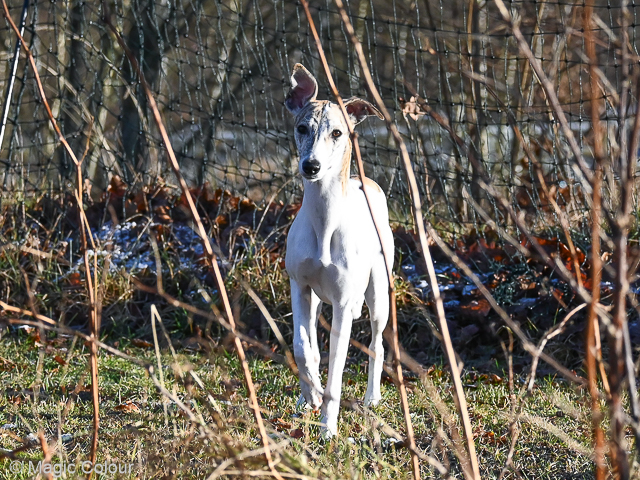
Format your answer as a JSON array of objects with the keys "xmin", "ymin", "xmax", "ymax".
[{"xmin": 301, "ymin": 160, "xmax": 321, "ymax": 176}]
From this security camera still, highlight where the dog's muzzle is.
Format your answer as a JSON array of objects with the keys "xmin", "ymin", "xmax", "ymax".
[{"xmin": 301, "ymin": 159, "xmax": 321, "ymax": 178}]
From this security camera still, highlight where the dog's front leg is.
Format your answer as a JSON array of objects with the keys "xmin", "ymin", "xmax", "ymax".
[
  {"xmin": 321, "ymin": 304, "xmax": 353, "ymax": 437},
  {"xmin": 291, "ymin": 279, "xmax": 323, "ymax": 410}
]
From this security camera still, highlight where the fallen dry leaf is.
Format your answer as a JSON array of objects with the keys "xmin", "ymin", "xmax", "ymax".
[
  {"xmin": 289, "ymin": 428, "xmax": 304, "ymax": 439},
  {"xmin": 0, "ymin": 356, "xmax": 16, "ymax": 371},
  {"xmin": 67, "ymin": 272, "xmax": 82, "ymax": 287},
  {"xmin": 132, "ymin": 339, "xmax": 153, "ymax": 349},
  {"xmin": 400, "ymin": 96, "xmax": 427, "ymax": 120},
  {"xmin": 114, "ymin": 401, "xmax": 141, "ymax": 414},
  {"xmin": 271, "ymin": 417, "xmax": 292, "ymax": 432},
  {"xmin": 53, "ymin": 355, "xmax": 66, "ymax": 366}
]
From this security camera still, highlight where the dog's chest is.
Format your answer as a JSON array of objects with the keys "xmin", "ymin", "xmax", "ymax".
[{"xmin": 286, "ymin": 219, "xmax": 371, "ymax": 302}]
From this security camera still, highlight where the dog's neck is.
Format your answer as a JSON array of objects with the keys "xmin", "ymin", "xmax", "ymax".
[
  {"xmin": 301, "ymin": 174, "xmax": 343, "ymax": 235},
  {"xmin": 300, "ymin": 140, "xmax": 352, "ymax": 264}
]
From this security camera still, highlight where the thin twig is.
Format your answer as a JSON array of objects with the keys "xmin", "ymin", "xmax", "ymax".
[
  {"xmin": 608, "ymin": 0, "xmax": 640, "ymax": 472},
  {"xmin": 527, "ymin": 304, "xmax": 587, "ymax": 393},
  {"xmin": 0, "ymin": 300, "xmax": 55, "ymax": 325},
  {"xmin": 424, "ymin": 224, "xmax": 590, "ymax": 388},
  {"xmin": 0, "ymin": 3, "xmax": 101, "ymax": 467},
  {"xmin": 0, "ymin": 442, "xmax": 42, "ymax": 462},
  {"xmin": 101, "ymin": 7, "xmax": 282, "ymax": 478},
  {"xmin": 38, "ymin": 431, "xmax": 53, "ymax": 480},
  {"xmin": 151, "ymin": 305, "xmax": 169, "ymax": 427},
  {"xmin": 4, "ymin": 316, "xmax": 216, "ymax": 436},
  {"xmin": 584, "ymin": 1, "xmax": 608, "ymax": 476},
  {"xmin": 492, "ymin": 0, "xmax": 593, "ymax": 186},
  {"xmin": 75, "ymin": 132, "xmax": 100, "ymax": 476},
  {"xmin": 622, "ymin": 57, "xmax": 640, "ymax": 459},
  {"xmin": 297, "ymin": 2, "xmax": 423, "ymax": 478},
  {"xmin": 239, "ymin": 279, "xmax": 297, "ymax": 374},
  {"xmin": 497, "ymin": 331, "xmax": 518, "ymax": 480},
  {"xmin": 316, "ymin": 314, "xmax": 449, "ymax": 475},
  {"xmin": 325, "ymin": 2, "xmax": 480, "ymax": 476},
  {"xmin": 0, "ymin": 0, "xmax": 29, "ymax": 151},
  {"xmin": 403, "ymin": 88, "xmax": 598, "ymax": 311}
]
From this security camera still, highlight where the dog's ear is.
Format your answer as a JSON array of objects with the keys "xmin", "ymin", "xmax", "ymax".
[
  {"xmin": 285, "ymin": 64, "xmax": 318, "ymax": 114},
  {"xmin": 344, "ymin": 98, "xmax": 383, "ymax": 125}
]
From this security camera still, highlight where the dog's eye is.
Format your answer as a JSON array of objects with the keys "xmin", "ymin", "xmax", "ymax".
[
  {"xmin": 297, "ymin": 125, "xmax": 309, "ymax": 135},
  {"xmin": 331, "ymin": 129, "xmax": 342, "ymax": 138}
]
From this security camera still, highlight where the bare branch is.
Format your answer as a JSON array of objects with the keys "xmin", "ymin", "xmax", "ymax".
[
  {"xmin": 324, "ymin": 1, "xmax": 481, "ymax": 477},
  {"xmin": 101, "ymin": 6, "xmax": 282, "ymax": 477}
]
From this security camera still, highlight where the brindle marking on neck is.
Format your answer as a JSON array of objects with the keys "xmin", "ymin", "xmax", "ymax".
[{"xmin": 340, "ymin": 137, "xmax": 352, "ymax": 195}]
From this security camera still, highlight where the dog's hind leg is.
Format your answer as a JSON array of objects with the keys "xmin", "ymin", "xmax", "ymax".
[
  {"xmin": 291, "ymin": 279, "xmax": 324, "ymax": 410},
  {"xmin": 363, "ymin": 261, "xmax": 390, "ymax": 406}
]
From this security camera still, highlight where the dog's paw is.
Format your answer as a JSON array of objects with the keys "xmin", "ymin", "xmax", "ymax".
[
  {"xmin": 320, "ymin": 427, "xmax": 335, "ymax": 442},
  {"xmin": 299, "ymin": 384, "xmax": 324, "ymax": 412},
  {"xmin": 296, "ymin": 394, "xmax": 322, "ymax": 413},
  {"xmin": 363, "ymin": 391, "xmax": 382, "ymax": 407},
  {"xmin": 296, "ymin": 394, "xmax": 311, "ymax": 412},
  {"xmin": 319, "ymin": 414, "xmax": 339, "ymax": 440}
]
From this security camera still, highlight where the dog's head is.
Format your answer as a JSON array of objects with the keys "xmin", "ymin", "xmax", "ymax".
[{"xmin": 285, "ymin": 64, "xmax": 382, "ymax": 182}]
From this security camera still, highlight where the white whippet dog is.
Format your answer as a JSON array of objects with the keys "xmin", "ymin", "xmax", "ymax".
[{"xmin": 284, "ymin": 64, "xmax": 394, "ymax": 437}]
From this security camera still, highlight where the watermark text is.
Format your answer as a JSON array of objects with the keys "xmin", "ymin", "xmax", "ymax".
[{"xmin": 9, "ymin": 459, "xmax": 135, "ymax": 477}]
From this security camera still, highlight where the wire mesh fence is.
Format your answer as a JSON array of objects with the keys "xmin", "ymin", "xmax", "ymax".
[
  {"xmin": 3, "ymin": 1, "xmax": 640, "ymax": 476},
  {"xmin": 1, "ymin": 0, "xmax": 636, "ymax": 236}
]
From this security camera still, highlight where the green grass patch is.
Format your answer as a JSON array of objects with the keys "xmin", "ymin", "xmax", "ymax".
[{"xmin": 0, "ymin": 327, "xmax": 599, "ymax": 479}]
